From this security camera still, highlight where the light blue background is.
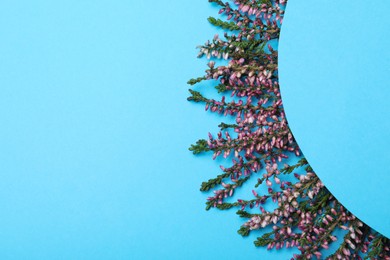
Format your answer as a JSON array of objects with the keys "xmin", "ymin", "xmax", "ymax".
[
  {"xmin": 0, "ymin": 0, "xmax": 301, "ymax": 259},
  {"xmin": 279, "ymin": 0, "xmax": 390, "ymax": 237}
]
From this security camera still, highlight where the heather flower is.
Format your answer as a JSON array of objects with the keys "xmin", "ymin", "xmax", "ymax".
[{"xmin": 188, "ymin": 0, "xmax": 390, "ymax": 259}]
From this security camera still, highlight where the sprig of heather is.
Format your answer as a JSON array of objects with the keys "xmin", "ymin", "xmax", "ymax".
[{"xmin": 188, "ymin": 0, "xmax": 390, "ymax": 259}]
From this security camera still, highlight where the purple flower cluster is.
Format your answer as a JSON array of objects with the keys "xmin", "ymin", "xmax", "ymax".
[{"xmin": 188, "ymin": 0, "xmax": 389, "ymax": 259}]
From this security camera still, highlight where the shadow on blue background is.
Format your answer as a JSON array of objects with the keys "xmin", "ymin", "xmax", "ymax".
[
  {"xmin": 279, "ymin": 0, "xmax": 390, "ymax": 237},
  {"xmin": 0, "ymin": 0, "xmax": 301, "ymax": 259}
]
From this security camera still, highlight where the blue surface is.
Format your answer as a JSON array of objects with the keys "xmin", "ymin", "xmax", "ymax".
[
  {"xmin": 279, "ymin": 0, "xmax": 390, "ymax": 237},
  {"xmin": 0, "ymin": 0, "xmax": 297, "ymax": 259}
]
